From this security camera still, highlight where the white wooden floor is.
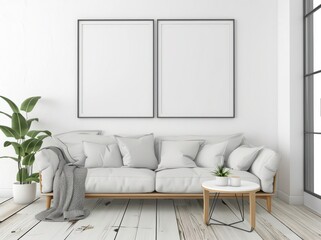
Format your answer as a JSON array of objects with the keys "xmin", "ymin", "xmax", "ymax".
[{"xmin": 0, "ymin": 196, "xmax": 320, "ymax": 240}]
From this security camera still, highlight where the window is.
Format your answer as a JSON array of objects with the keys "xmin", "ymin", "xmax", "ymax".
[{"xmin": 304, "ymin": 0, "xmax": 321, "ymax": 198}]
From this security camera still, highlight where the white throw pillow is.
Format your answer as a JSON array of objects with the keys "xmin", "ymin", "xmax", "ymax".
[
  {"xmin": 224, "ymin": 135, "xmax": 244, "ymax": 159},
  {"xmin": 227, "ymin": 145, "xmax": 263, "ymax": 171},
  {"xmin": 115, "ymin": 134, "xmax": 158, "ymax": 169},
  {"xmin": 83, "ymin": 142, "xmax": 123, "ymax": 168},
  {"xmin": 157, "ymin": 140, "xmax": 203, "ymax": 171},
  {"xmin": 250, "ymin": 148, "xmax": 280, "ymax": 193},
  {"xmin": 195, "ymin": 141, "xmax": 228, "ymax": 168}
]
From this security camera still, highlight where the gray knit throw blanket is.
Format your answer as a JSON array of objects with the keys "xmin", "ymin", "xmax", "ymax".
[{"xmin": 35, "ymin": 147, "xmax": 89, "ymax": 222}]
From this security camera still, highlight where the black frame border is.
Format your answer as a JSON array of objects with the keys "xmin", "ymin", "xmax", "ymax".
[
  {"xmin": 77, "ymin": 19, "xmax": 155, "ymax": 118},
  {"xmin": 156, "ymin": 19, "xmax": 236, "ymax": 118}
]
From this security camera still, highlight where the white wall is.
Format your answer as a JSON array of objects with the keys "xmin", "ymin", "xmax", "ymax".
[
  {"xmin": 0, "ymin": 0, "xmax": 279, "ymax": 196},
  {"xmin": 277, "ymin": 0, "xmax": 304, "ymax": 205}
]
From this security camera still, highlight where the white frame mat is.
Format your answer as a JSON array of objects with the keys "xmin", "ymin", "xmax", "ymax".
[{"xmin": 157, "ymin": 19, "xmax": 235, "ymax": 118}]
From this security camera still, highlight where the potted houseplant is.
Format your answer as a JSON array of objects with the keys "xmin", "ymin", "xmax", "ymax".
[
  {"xmin": 0, "ymin": 96, "xmax": 51, "ymax": 204},
  {"xmin": 212, "ymin": 165, "xmax": 230, "ymax": 186}
]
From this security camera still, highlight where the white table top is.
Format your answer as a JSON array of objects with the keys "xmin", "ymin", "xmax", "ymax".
[{"xmin": 202, "ymin": 180, "xmax": 260, "ymax": 193}]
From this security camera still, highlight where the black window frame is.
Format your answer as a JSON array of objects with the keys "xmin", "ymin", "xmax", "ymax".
[{"xmin": 304, "ymin": 0, "xmax": 321, "ymax": 199}]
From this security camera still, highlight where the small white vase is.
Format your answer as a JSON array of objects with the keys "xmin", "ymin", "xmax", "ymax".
[
  {"xmin": 215, "ymin": 176, "xmax": 228, "ymax": 186},
  {"xmin": 12, "ymin": 182, "xmax": 36, "ymax": 205}
]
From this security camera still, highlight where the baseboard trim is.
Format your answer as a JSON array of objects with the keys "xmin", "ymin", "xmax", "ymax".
[
  {"xmin": 277, "ymin": 190, "xmax": 303, "ymax": 205},
  {"xmin": 304, "ymin": 192, "xmax": 321, "ymax": 216}
]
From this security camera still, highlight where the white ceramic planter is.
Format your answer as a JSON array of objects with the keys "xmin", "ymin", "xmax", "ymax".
[
  {"xmin": 12, "ymin": 182, "xmax": 36, "ymax": 205},
  {"xmin": 215, "ymin": 176, "xmax": 228, "ymax": 186}
]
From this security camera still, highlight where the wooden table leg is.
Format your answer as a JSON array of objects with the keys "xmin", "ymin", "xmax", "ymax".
[
  {"xmin": 203, "ymin": 189, "xmax": 209, "ymax": 224},
  {"xmin": 249, "ymin": 192, "xmax": 256, "ymax": 229}
]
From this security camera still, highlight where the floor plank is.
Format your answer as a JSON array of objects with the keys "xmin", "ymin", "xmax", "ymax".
[
  {"xmin": 0, "ymin": 197, "xmax": 11, "ymax": 205},
  {"xmin": 119, "ymin": 199, "xmax": 143, "ymax": 227},
  {"xmin": 225, "ymin": 199, "xmax": 301, "ymax": 240},
  {"xmin": 20, "ymin": 198, "xmax": 100, "ymax": 240},
  {"xmin": 0, "ymin": 198, "xmax": 36, "ymax": 222},
  {"xmin": 1, "ymin": 195, "xmax": 320, "ymax": 240},
  {"xmin": 258, "ymin": 198, "xmax": 321, "ymax": 239},
  {"xmin": 66, "ymin": 199, "xmax": 128, "ymax": 240},
  {"xmin": 157, "ymin": 200, "xmax": 181, "ymax": 240},
  {"xmin": 115, "ymin": 199, "xmax": 157, "ymax": 240},
  {"xmin": 174, "ymin": 199, "xmax": 218, "ymax": 240},
  {"xmin": 0, "ymin": 198, "xmax": 44, "ymax": 240},
  {"xmin": 116, "ymin": 199, "xmax": 143, "ymax": 240},
  {"xmin": 200, "ymin": 199, "xmax": 262, "ymax": 240},
  {"xmin": 135, "ymin": 199, "xmax": 157, "ymax": 240},
  {"xmin": 116, "ymin": 228, "xmax": 138, "ymax": 240}
]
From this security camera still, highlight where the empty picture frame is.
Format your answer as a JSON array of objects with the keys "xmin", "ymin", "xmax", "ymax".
[
  {"xmin": 157, "ymin": 19, "xmax": 235, "ymax": 118},
  {"xmin": 78, "ymin": 19, "xmax": 154, "ymax": 118}
]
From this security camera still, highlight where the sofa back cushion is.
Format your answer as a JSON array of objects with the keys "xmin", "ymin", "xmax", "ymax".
[
  {"xmin": 54, "ymin": 131, "xmax": 244, "ymax": 168},
  {"xmin": 53, "ymin": 131, "xmax": 115, "ymax": 164}
]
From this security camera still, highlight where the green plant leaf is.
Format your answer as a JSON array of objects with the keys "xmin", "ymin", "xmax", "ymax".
[
  {"xmin": 26, "ymin": 118, "xmax": 39, "ymax": 129},
  {"xmin": 25, "ymin": 177, "xmax": 39, "ymax": 183},
  {"xmin": 25, "ymin": 173, "xmax": 39, "ymax": 183},
  {"xmin": 0, "ymin": 125, "xmax": 20, "ymax": 139},
  {"xmin": 27, "ymin": 130, "xmax": 51, "ymax": 138},
  {"xmin": 22, "ymin": 153, "xmax": 35, "ymax": 166},
  {"xmin": 212, "ymin": 165, "xmax": 230, "ymax": 177},
  {"xmin": 32, "ymin": 139, "xmax": 43, "ymax": 152},
  {"xmin": 3, "ymin": 141, "xmax": 24, "ymax": 156},
  {"xmin": 16, "ymin": 168, "xmax": 28, "ymax": 182},
  {"xmin": 28, "ymin": 172, "xmax": 39, "ymax": 178},
  {"xmin": 0, "ymin": 156, "xmax": 19, "ymax": 162},
  {"xmin": 0, "ymin": 111, "xmax": 11, "ymax": 118},
  {"xmin": 0, "ymin": 96, "xmax": 19, "ymax": 113},
  {"xmin": 12, "ymin": 113, "xmax": 28, "ymax": 138},
  {"xmin": 37, "ymin": 135, "xmax": 49, "ymax": 140},
  {"xmin": 21, "ymin": 139, "xmax": 36, "ymax": 154},
  {"xmin": 21, "ymin": 139, "xmax": 43, "ymax": 154},
  {"xmin": 20, "ymin": 96, "xmax": 41, "ymax": 113}
]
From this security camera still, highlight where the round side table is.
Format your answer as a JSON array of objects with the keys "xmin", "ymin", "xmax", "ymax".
[{"xmin": 202, "ymin": 180, "xmax": 260, "ymax": 232}]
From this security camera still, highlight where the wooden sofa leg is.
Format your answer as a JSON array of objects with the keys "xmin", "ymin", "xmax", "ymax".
[
  {"xmin": 266, "ymin": 196, "xmax": 272, "ymax": 213},
  {"xmin": 46, "ymin": 196, "xmax": 52, "ymax": 209}
]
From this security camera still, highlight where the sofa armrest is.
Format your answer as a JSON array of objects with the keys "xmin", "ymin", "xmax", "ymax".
[
  {"xmin": 35, "ymin": 149, "xmax": 60, "ymax": 193},
  {"xmin": 249, "ymin": 148, "xmax": 280, "ymax": 193}
]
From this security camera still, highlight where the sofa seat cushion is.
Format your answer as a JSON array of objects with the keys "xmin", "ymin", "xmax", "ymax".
[
  {"xmin": 85, "ymin": 168, "xmax": 155, "ymax": 193},
  {"xmin": 155, "ymin": 168, "xmax": 260, "ymax": 193}
]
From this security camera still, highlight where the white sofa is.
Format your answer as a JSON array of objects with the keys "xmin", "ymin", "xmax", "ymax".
[{"xmin": 36, "ymin": 131, "xmax": 280, "ymax": 212}]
